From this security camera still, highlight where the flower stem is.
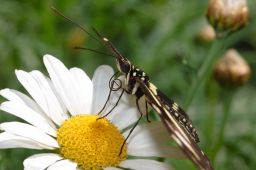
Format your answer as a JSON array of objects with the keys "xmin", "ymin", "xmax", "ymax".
[
  {"xmin": 211, "ymin": 89, "xmax": 234, "ymax": 160},
  {"xmin": 184, "ymin": 39, "xmax": 226, "ymax": 110}
]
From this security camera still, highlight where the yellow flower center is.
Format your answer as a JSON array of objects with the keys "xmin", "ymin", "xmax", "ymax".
[{"xmin": 57, "ymin": 114, "xmax": 127, "ymax": 170}]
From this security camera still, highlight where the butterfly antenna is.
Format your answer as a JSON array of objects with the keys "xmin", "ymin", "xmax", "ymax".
[
  {"xmin": 73, "ymin": 46, "xmax": 116, "ymax": 58},
  {"xmin": 91, "ymin": 27, "xmax": 124, "ymax": 60},
  {"xmin": 51, "ymin": 6, "xmax": 120, "ymax": 60},
  {"xmin": 50, "ymin": 6, "xmax": 102, "ymax": 45}
]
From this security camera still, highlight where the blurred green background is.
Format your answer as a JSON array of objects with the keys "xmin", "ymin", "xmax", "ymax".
[{"xmin": 0, "ymin": 0, "xmax": 256, "ymax": 169}]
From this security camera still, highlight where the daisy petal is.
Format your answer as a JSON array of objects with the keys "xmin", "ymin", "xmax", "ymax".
[
  {"xmin": 120, "ymin": 159, "xmax": 173, "ymax": 170},
  {"xmin": 43, "ymin": 54, "xmax": 77, "ymax": 115},
  {"xmin": 124, "ymin": 121, "xmax": 185, "ymax": 158},
  {"xmin": 91, "ymin": 65, "xmax": 114, "ymax": 113},
  {"xmin": 0, "ymin": 132, "xmax": 53, "ymax": 149},
  {"xmin": 30, "ymin": 71, "xmax": 68, "ymax": 123},
  {"xmin": 47, "ymin": 79, "xmax": 67, "ymax": 116},
  {"xmin": 47, "ymin": 159, "xmax": 77, "ymax": 170},
  {"xmin": 0, "ymin": 122, "xmax": 58, "ymax": 148},
  {"xmin": 105, "ymin": 90, "xmax": 140, "ymax": 130},
  {"xmin": 0, "ymin": 89, "xmax": 56, "ymax": 131},
  {"xmin": 0, "ymin": 101, "xmax": 56, "ymax": 137},
  {"xmin": 104, "ymin": 167, "xmax": 122, "ymax": 170},
  {"xmin": 24, "ymin": 153, "xmax": 63, "ymax": 170},
  {"xmin": 70, "ymin": 67, "xmax": 93, "ymax": 114},
  {"xmin": 0, "ymin": 88, "xmax": 45, "ymax": 117},
  {"xmin": 15, "ymin": 70, "xmax": 67, "ymax": 125},
  {"xmin": 43, "ymin": 54, "xmax": 93, "ymax": 115}
]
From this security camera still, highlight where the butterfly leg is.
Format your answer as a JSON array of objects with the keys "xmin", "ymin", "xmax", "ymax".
[
  {"xmin": 119, "ymin": 97, "xmax": 144, "ymax": 156},
  {"xmin": 98, "ymin": 89, "xmax": 124, "ymax": 119},
  {"xmin": 97, "ymin": 71, "xmax": 122, "ymax": 117},
  {"xmin": 145, "ymin": 101, "xmax": 151, "ymax": 123}
]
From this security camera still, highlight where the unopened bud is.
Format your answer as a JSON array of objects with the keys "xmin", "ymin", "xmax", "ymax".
[
  {"xmin": 197, "ymin": 24, "xmax": 216, "ymax": 43},
  {"xmin": 206, "ymin": 0, "xmax": 249, "ymax": 36},
  {"xmin": 214, "ymin": 49, "xmax": 251, "ymax": 86}
]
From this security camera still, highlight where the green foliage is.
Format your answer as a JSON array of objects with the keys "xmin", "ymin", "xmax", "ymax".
[{"xmin": 0, "ymin": 0, "xmax": 256, "ymax": 169}]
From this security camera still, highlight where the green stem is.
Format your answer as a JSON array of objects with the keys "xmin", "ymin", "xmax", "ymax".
[
  {"xmin": 211, "ymin": 90, "xmax": 234, "ymax": 161},
  {"xmin": 184, "ymin": 39, "xmax": 226, "ymax": 109}
]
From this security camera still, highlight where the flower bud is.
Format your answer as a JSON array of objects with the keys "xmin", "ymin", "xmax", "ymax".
[
  {"xmin": 206, "ymin": 0, "xmax": 249, "ymax": 36},
  {"xmin": 197, "ymin": 24, "xmax": 216, "ymax": 43},
  {"xmin": 214, "ymin": 49, "xmax": 251, "ymax": 86}
]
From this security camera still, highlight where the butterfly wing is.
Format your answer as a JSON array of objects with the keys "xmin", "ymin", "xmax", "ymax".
[
  {"xmin": 155, "ymin": 89, "xmax": 200, "ymax": 143},
  {"xmin": 137, "ymin": 81, "xmax": 213, "ymax": 170}
]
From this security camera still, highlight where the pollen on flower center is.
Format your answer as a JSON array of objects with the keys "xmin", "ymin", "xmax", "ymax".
[{"xmin": 57, "ymin": 114, "xmax": 127, "ymax": 170}]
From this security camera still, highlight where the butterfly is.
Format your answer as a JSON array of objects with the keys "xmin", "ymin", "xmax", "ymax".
[
  {"xmin": 51, "ymin": 7, "xmax": 214, "ymax": 170},
  {"xmin": 95, "ymin": 33, "xmax": 213, "ymax": 170}
]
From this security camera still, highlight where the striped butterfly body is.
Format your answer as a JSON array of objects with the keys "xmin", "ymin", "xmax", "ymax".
[{"xmin": 119, "ymin": 62, "xmax": 199, "ymax": 143}]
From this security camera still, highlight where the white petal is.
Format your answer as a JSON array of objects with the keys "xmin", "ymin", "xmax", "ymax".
[
  {"xmin": 104, "ymin": 167, "xmax": 122, "ymax": 170},
  {"xmin": 0, "ymin": 122, "xmax": 58, "ymax": 148},
  {"xmin": 124, "ymin": 121, "xmax": 185, "ymax": 158},
  {"xmin": 0, "ymin": 88, "xmax": 45, "ymax": 117},
  {"xmin": 30, "ymin": 71, "xmax": 68, "ymax": 124},
  {"xmin": 43, "ymin": 54, "xmax": 77, "ymax": 115},
  {"xmin": 120, "ymin": 159, "xmax": 173, "ymax": 170},
  {"xmin": 0, "ymin": 89, "xmax": 56, "ymax": 131},
  {"xmin": 47, "ymin": 159, "xmax": 77, "ymax": 170},
  {"xmin": 15, "ymin": 70, "xmax": 67, "ymax": 125},
  {"xmin": 0, "ymin": 101, "xmax": 56, "ymax": 137},
  {"xmin": 47, "ymin": 79, "xmax": 67, "ymax": 116},
  {"xmin": 70, "ymin": 67, "xmax": 93, "ymax": 114},
  {"xmin": 0, "ymin": 132, "xmax": 53, "ymax": 149},
  {"xmin": 91, "ymin": 65, "xmax": 114, "ymax": 113},
  {"xmin": 106, "ymin": 90, "xmax": 140, "ymax": 130},
  {"xmin": 43, "ymin": 54, "xmax": 93, "ymax": 115},
  {"xmin": 24, "ymin": 153, "xmax": 63, "ymax": 170}
]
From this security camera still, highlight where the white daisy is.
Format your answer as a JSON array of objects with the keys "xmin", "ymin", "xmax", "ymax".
[{"xmin": 0, "ymin": 54, "xmax": 185, "ymax": 170}]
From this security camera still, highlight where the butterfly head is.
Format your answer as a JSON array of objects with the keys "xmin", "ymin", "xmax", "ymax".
[
  {"xmin": 116, "ymin": 57, "xmax": 132, "ymax": 75},
  {"xmin": 100, "ymin": 36, "xmax": 132, "ymax": 75}
]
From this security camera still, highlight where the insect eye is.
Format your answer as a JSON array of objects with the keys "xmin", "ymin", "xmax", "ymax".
[{"xmin": 117, "ymin": 59, "xmax": 131, "ymax": 73}]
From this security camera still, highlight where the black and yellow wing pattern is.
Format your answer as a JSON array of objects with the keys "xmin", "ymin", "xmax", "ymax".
[{"xmin": 137, "ymin": 80, "xmax": 213, "ymax": 170}]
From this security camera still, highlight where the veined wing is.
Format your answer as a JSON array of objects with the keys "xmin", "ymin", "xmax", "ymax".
[
  {"xmin": 155, "ymin": 88, "xmax": 199, "ymax": 143},
  {"xmin": 137, "ymin": 80, "xmax": 213, "ymax": 170}
]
